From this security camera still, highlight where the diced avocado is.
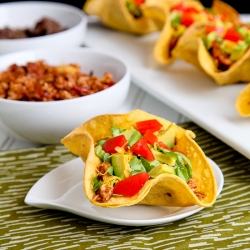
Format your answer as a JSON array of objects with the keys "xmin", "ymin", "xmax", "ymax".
[
  {"xmin": 121, "ymin": 128, "xmax": 137, "ymax": 140},
  {"xmin": 230, "ymin": 42, "xmax": 249, "ymax": 61},
  {"xmin": 205, "ymin": 31, "xmax": 217, "ymax": 49},
  {"xmin": 151, "ymin": 149, "xmax": 176, "ymax": 166},
  {"xmin": 157, "ymin": 123, "xmax": 175, "ymax": 149},
  {"xmin": 149, "ymin": 164, "xmax": 176, "ymax": 178},
  {"xmin": 220, "ymin": 40, "xmax": 237, "ymax": 54},
  {"xmin": 174, "ymin": 24, "xmax": 186, "ymax": 37},
  {"xmin": 111, "ymin": 153, "xmax": 131, "ymax": 179},
  {"xmin": 170, "ymin": 12, "xmax": 181, "ymax": 29},
  {"xmin": 237, "ymin": 26, "xmax": 249, "ymax": 38},
  {"xmin": 121, "ymin": 128, "xmax": 142, "ymax": 146}
]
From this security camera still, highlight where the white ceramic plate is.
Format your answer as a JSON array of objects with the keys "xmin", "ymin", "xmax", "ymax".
[
  {"xmin": 25, "ymin": 157, "xmax": 223, "ymax": 226},
  {"xmin": 84, "ymin": 15, "xmax": 250, "ymax": 160}
]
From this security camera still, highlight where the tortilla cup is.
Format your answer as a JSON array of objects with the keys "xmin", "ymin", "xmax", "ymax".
[
  {"xmin": 236, "ymin": 83, "xmax": 250, "ymax": 117},
  {"xmin": 148, "ymin": 0, "xmax": 240, "ymax": 64},
  {"xmin": 83, "ymin": 0, "xmax": 164, "ymax": 35},
  {"xmin": 61, "ymin": 110, "xmax": 217, "ymax": 208},
  {"xmin": 172, "ymin": 21, "xmax": 250, "ymax": 85}
]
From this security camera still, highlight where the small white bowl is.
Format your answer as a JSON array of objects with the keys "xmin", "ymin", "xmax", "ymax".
[
  {"xmin": 0, "ymin": 1, "xmax": 87, "ymax": 54},
  {"xmin": 0, "ymin": 47, "xmax": 130, "ymax": 144}
]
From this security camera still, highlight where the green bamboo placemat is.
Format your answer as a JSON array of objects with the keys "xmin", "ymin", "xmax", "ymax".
[{"xmin": 1, "ymin": 122, "xmax": 250, "ymax": 250}]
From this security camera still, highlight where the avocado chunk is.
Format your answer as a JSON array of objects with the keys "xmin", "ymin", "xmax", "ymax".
[
  {"xmin": 230, "ymin": 42, "xmax": 248, "ymax": 61},
  {"xmin": 111, "ymin": 153, "xmax": 131, "ymax": 179},
  {"xmin": 157, "ymin": 123, "xmax": 175, "ymax": 149},
  {"xmin": 121, "ymin": 128, "xmax": 137, "ymax": 140},
  {"xmin": 151, "ymin": 148, "xmax": 176, "ymax": 166},
  {"xmin": 121, "ymin": 128, "xmax": 142, "ymax": 146},
  {"xmin": 149, "ymin": 164, "xmax": 176, "ymax": 178}
]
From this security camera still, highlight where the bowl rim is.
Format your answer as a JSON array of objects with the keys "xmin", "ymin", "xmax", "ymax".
[
  {"xmin": 0, "ymin": 47, "xmax": 130, "ymax": 106},
  {"xmin": 0, "ymin": 1, "xmax": 87, "ymax": 42}
]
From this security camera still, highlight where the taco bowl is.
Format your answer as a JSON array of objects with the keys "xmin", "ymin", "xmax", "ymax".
[
  {"xmin": 236, "ymin": 83, "xmax": 250, "ymax": 117},
  {"xmin": 83, "ymin": 0, "xmax": 166, "ymax": 35},
  {"xmin": 61, "ymin": 110, "xmax": 217, "ymax": 208},
  {"xmin": 172, "ymin": 20, "xmax": 250, "ymax": 85},
  {"xmin": 145, "ymin": 0, "xmax": 240, "ymax": 64}
]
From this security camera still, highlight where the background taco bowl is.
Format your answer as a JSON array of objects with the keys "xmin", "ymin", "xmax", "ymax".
[
  {"xmin": 236, "ymin": 83, "xmax": 250, "ymax": 116},
  {"xmin": 172, "ymin": 21, "xmax": 250, "ymax": 85},
  {"xmin": 83, "ymin": 0, "xmax": 164, "ymax": 35},
  {"xmin": 147, "ymin": 0, "xmax": 240, "ymax": 65}
]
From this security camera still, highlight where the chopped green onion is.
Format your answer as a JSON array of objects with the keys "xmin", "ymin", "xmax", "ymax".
[
  {"xmin": 94, "ymin": 145, "xmax": 105, "ymax": 159},
  {"xmin": 111, "ymin": 125, "xmax": 126, "ymax": 137},
  {"xmin": 128, "ymin": 130, "xmax": 142, "ymax": 146},
  {"xmin": 103, "ymin": 152, "xmax": 111, "ymax": 163},
  {"xmin": 141, "ymin": 157, "xmax": 161, "ymax": 172},
  {"xmin": 93, "ymin": 177, "xmax": 102, "ymax": 192},
  {"xmin": 97, "ymin": 139, "xmax": 107, "ymax": 146},
  {"xmin": 107, "ymin": 166, "xmax": 114, "ymax": 176}
]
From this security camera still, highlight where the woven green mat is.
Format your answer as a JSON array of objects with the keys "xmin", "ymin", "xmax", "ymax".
[{"xmin": 1, "ymin": 122, "xmax": 250, "ymax": 250}]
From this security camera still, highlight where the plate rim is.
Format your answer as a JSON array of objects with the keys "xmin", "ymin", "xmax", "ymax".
[{"xmin": 25, "ymin": 157, "xmax": 224, "ymax": 226}]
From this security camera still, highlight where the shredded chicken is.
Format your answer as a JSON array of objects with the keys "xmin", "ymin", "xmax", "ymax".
[
  {"xmin": 96, "ymin": 162, "xmax": 112, "ymax": 181},
  {"xmin": 210, "ymin": 41, "xmax": 233, "ymax": 71},
  {"xmin": 0, "ymin": 61, "xmax": 115, "ymax": 101},
  {"xmin": 93, "ymin": 184, "xmax": 113, "ymax": 203},
  {"xmin": 187, "ymin": 178, "xmax": 206, "ymax": 200}
]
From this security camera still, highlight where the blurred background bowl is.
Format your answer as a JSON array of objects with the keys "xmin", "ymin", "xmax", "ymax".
[
  {"xmin": 0, "ymin": 47, "xmax": 130, "ymax": 144},
  {"xmin": 0, "ymin": 1, "xmax": 87, "ymax": 54}
]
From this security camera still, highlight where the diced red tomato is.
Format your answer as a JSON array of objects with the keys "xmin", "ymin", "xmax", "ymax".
[
  {"xmin": 205, "ymin": 25, "xmax": 224, "ymax": 35},
  {"xmin": 183, "ymin": 6, "xmax": 199, "ymax": 13},
  {"xmin": 130, "ymin": 138, "xmax": 155, "ymax": 160},
  {"xmin": 102, "ymin": 135, "xmax": 127, "ymax": 154},
  {"xmin": 171, "ymin": 3, "xmax": 199, "ymax": 13},
  {"xmin": 144, "ymin": 130, "xmax": 158, "ymax": 144},
  {"xmin": 219, "ymin": 12, "xmax": 227, "ymax": 22},
  {"xmin": 136, "ymin": 119, "xmax": 163, "ymax": 134},
  {"xmin": 223, "ymin": 27, "xmax": 243, "ymax": 42},
  {"xmin": 113, "ymin": 172, "xmax": 150, "ymax": 197},
  {"xmin": 157, "ymin": 141, "xmax": 172, "ymax": 151},
  {"xmin": 206, "ymin": 25, "xmax": 224, "ymax": 35},
  {"xmin": 134, "ymin": 0, "xmax": 145, "ymax": 4},
  {"xmin": 181, "ymin": 12, "xmax": 195, "ymax": 27},
  {"xmin": 171, "ymin": 3, "xmax": 185, "ymax": 11},
  {"xmin": 206, "ymin": 25, "xmax": 215, "ymax": 34}
]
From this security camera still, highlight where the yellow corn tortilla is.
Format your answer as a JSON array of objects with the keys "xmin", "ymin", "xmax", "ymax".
[
  {"xmin": 236, "ymin": 83, "xmax": 250, "ymax": 117},
  {"xmin": 83, "ymin": 0, "xmax": 165, "ymax": 35},
  {"xmin": 146, "ymin": 0, "xmax": 240, "ymax": 64},
  {"xmin": 61, "ymin": 110, "xmax": 217, "ymax": 208},
  {"xmin": 172, "ymin": 21, "xmax": 250, "ymax": 85}
]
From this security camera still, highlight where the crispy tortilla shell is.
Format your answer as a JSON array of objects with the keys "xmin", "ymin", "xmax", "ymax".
[
  {"xmin": 83, "ymin": 0, "xmax": 164, "ymax": 35},
  {"xmin": 236, "ymin": 83, "xmax": 250, "ymax": 117},
  {"xmin": 151, "ymin": 0, "xmax": 204, "ymax": 64},
  {"xmin": 61, "ymin": 110, "xmax": 217, "ymax": 208},
  {"xmin": 172, "ymin": 21, "xmax": 250, "ymax": 85}
]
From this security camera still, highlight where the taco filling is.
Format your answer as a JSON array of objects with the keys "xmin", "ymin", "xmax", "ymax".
[
  {"xmin": 202, "ymin": 21, "xmax": 250, "ymax": 71},
  {"xmin": 61, "ymin": 110, "xmax": 217, "ymax": 208},
  {"xmin": 169, "ymin": 2, "xmax": 228, "ymax": 55},
  {"xmin": 126, "ymin": 0, "xmax": 145, "ymax": 18},
  {"xmin": 92, "ymin": 120, "xmax": 205, "ymax": 203}
]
